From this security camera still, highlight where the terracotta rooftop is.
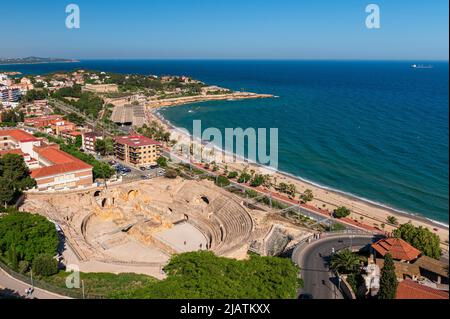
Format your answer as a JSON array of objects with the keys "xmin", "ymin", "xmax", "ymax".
[
  {"xmin": 372, "ymin": 237, "xmax": 421, "ymax": 261},
  {"xmin": 414, "ymin": 255, "xmax": 449, "ymax": 278},
  {"xmin": 31, "ymin": 146, "xmax": 92, "ymax": 179},
  {"xmin": 61, "ymin": 130, "xmax": 82, "ymax": 136},
  {"xmin": 0, "ymin": 129, "xmax": 39, "ymax": 143},
  {"xmin": 114, "ymin": 135, "xmax": 161, "ymax": 147},
  {"xmin": 396, "ymin": 280, "xmax": 449, "ymax": 299},
  {"xmin": 0, "ymin": 149, "xmax": 26, "ymax": 157}
]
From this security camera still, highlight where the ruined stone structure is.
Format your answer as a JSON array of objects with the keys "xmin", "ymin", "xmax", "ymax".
[{"xmin": 21, "ymin": 178, "xmax": 311, "ymax": 267}]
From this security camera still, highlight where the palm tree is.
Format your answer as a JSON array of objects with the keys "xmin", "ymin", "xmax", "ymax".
[{"xmin": 330, "ymin": 249, "xmax": 363, "ymax": 274}]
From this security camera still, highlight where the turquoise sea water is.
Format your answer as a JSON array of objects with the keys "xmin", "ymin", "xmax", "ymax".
[{"xmin": 2, "ymin": 60, "xmax": 448, "ymax": 224}]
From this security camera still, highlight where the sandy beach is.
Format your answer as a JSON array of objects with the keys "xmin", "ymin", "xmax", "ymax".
[{"xmin": 144, "ymin": 104, "xmax": 449, "ymax": 253}]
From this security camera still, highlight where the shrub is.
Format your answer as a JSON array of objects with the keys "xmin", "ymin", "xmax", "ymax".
[
  {"xmin": 110, "ymin": 251, "xmax": 301, "ymax": 299},
  {"xmin": 300, "ymin": 189, "xmax": 314, "ymax": 203},
  {"xmin": 157, "ymin": 156, "xmax": 168, "ymax": 168},
  {"xmin": 250, "ymin": 174, "xmax": 265, "ymax": 187},
  {"xmin": 32, "ymin": 254, "xmax": 58, "ymax": 277},
  {"xmin": 215, "ymin": 176, "xmax": 230, "ymax": 187},
  {"xmin": 227, "ymin": 171, "xmax": 238, "ymax": 179},
  {"xmin": 386, "ymin": 216, "xmax": 398, "ymax": 225},
  {"xmin": 333, "ymin": 206, "xmax": 351, "ymax": 219},
  {"xmin": 238, "ymin": 172, "xmax": 251, "ymax": 183},
  {"xmin": 164, "ymin": 169, "xmax": 178, "ymax": 179}
]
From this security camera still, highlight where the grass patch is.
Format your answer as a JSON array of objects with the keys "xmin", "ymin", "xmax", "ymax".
[{"xmin": 44, "ymin": 272, "xmax": 157, "ymax": 298}]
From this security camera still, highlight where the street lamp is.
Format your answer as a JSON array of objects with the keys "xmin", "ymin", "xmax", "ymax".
[{"xmin": 30, "ymin": 269, "xmax": 34, "ymax": 290}]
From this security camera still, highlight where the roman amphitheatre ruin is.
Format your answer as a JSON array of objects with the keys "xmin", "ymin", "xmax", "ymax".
[{"xmin": 21, "ymin": 177, "xmax": 311, "ymax": 275}]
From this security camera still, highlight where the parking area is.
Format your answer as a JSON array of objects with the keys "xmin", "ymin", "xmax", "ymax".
[{"xmin": 108, "ymin": 159, "xmax": 166, "ymax": 180}]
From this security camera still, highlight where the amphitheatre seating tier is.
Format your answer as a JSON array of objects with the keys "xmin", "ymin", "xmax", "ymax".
[{"xmin": 209, "ymin": 197, "xmax": 253, "ymax": 254}]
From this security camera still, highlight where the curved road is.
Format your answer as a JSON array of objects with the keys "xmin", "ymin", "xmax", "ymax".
[
  {"xmin": 0, "ymin": 267, "xmax": 69, "ymax": 299},
  {"xmin": 293, "ymin": 235, "xmax": 378, "ymax": 299}
]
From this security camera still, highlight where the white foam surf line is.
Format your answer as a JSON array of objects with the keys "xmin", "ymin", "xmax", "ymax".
[{"xmin": 154, "ymin": 108, "xmax": 449, "ymax": 229}]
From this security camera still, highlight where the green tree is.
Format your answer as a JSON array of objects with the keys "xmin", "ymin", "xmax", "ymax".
[
  {"xmin": 278, "ymin": 182, "xmax": 288, "ymax": 194},
  {"xmin": 250, "ymin": 174, "xmax": 265, "ymax": 187},
  {"xmin": 227, "ymin": 171, "xmax": 238, "ymax": 179},
  {"xmin": 215, "ymin": 176, "xmax": 230, "ymax": 187},
  {"xmin": 333, "ymin": 206, "xmax": 351, "ymax": 219},
  {"xmin": 32, "ymin": 254, "xmax": 59, "ymax": 277},
  {"xmin": 286, "ymin": 183, "xmax": 297, "ymax": 197},
  {"xmin": 0, "ymin": 211, "xmax": 59, "ymax": 264},
  {"xmin": 387, "ymin": 216, "xmax": 398, "ymax": 225},
  {"xmin": 378, "ymin": 253, "xmax": 398, "ymax": 299},
  {"xmin": 330, "ymin": 249, "xmax": 363, "ymax": 274},
  {"xmin": 157, "ymin": 156, "xmax": 168, "ymax": 168},
  {"xmin": 393, "ymin": 223, "xmax": 441, "ymax": 259},
  {"xmin": 22, "ymin": 89, "xmax": 49, "ymax": 102},
  {"xmin": 95, "ymin": 139, "xmax": 107, "ymax": 156},
  {"xmin": 238, "ymin": 172, "xmax": 251, "ymax": 184},
  {"xmin": 74, "ymin": 135, "xmax": 82, "ymax": 148},
  {"xmin": 300, "ymin": 189, "xmax": 314, "ymax": 203},
  {"xmin": 0, "ymin": 177, "xmax": 16, "ymax": 206},
  {"xmin": 103, "ymin": 137, "xmax": 115, "ymax": 156},
  {"xmin": 0, "ymin": 154, "xmax": 36, "ymax": 205}
]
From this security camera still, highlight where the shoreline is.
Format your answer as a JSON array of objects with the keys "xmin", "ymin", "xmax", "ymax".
[
  {"xmin": 146, "ymin": 92, "xmax": 274, "ymax": 108},
  {"xmin": 148, "ymin": 107, "xmax": 449, "ymax": 249}
]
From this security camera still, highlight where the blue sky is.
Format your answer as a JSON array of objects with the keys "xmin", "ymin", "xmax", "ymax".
[{"xmin": 1, "ymin": 0, "xmax": 448, "ymax": 60}]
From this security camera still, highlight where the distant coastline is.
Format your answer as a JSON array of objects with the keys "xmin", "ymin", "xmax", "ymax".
[{"xmin": 0, "ymin": 57, "xmax": 79, "ymax": 66}]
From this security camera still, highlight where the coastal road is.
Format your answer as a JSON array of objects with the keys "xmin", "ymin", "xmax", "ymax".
[
  {"xmin": 292, "ymin": 235, "xmax": 377, "ymax": 299},
  {"xmin": 0, "ymin": 267, "xmax": 70, "ymax": 299}
]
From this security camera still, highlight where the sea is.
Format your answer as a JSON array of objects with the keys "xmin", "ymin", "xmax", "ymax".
[{"xmin": 1, "ymin": 60, "xmax": 448, "ymax": 224}]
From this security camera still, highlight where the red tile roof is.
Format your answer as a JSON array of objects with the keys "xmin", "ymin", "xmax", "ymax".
[
  {"xmin": 0, "ymin": 129, "xmax": 39, "ymax": 142},
  {"xmin": 0, "ymin": 149, "xmax": 26, "ymax": 157},
  {"xmin": 31, "ymin": 162, "xmax": 92, "ymax": 179},
  {"xmin": 31, "ymin": 146, "xmax": 92, "ymax": 179},
  {"xmin": 372, "ymin": 238, "xmax": 421, "ymax": 261},
  {"xmin": 61, "ymin": 130, "xmax": 82, "ymax": 136},
  {"xmin": 114, "ymin": 135, "xmax": 161, "ymax": 147},
  {"xmin": 396, "ymin": 280, "xmax": 449, "ymax": 299}
]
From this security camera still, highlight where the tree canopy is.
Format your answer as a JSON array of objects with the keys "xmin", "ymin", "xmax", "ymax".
[
  {"xmin": 330, "ymin": 249, "xmax": 364, "ymax": 274},
  {"xmin": 110, "ymin": 251, "xmax": 301, "ymax": 299},
  {"xmin": 300, "ymin": 189, "xmax": 314, "ymax": 203},
  {"xmin": 393, "ymin": 223, "xmax": 441, "ymax": 259},
  {"xmin": 0, "ymin": 154, "xmax": 36, "ymax": 205},
  {"xmin": 378, "ymin": 253, "xmax": 398, "ymax": 299},
  {"xmin": 0, "ymin": 211, "xmax": 59, "ymax": 269},
  {"xmin": 95, "ymin": 138, "xmax": 114, "ymax": 156},
  {"xmin": 333, "ymin": 206, "xmax": 351, "ymax": 219}
]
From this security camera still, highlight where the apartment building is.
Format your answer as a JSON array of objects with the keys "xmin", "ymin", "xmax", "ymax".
[
  {"xmin": 82, "ymin": 132, "xmax": 103, "ymax": 153},
  {"xmin": 114, "ymin": 135, "xmax": 161, "ymax": 167},
  {"xmin": 0, "ymin": 129, "xmax": 93, "ymax": 190}
]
